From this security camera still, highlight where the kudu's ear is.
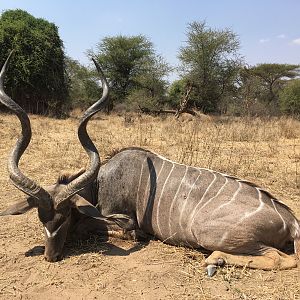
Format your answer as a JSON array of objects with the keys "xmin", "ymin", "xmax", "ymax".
[
  {"xmin": 71, "ymin": 196, "xmax": 134, "ymax": 230},
  {"xmin": 104, "ymin": 214, "xmax": 137, "ymax": 231},
  {"xmin": 71, "ymin": 196, "xmax": 102, "ymax": 218},
  {"xmin": 0, "ymin": 197, "xmax": 38, "ymax": 216}
]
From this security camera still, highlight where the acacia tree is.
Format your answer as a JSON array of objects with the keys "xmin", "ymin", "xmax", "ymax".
[
  {"xmin": 0, "ymin": 9, "xmax": 68, "ymax": 116},
  {"xmin": 89, "ymin": 35, "xmax": 170, "ymax": 110},
  {"xmin": 178, "ymin": 21, "xmax": 242, "ymax": 113},
  {"xmin": 246, "ymin": 64, "xmax": 299, "ymax": 104}
]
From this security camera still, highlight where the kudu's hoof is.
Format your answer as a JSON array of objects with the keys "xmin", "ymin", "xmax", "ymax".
[{"xmin": 206, "ymin": 264, "xmax": 217, "ymax": 277}]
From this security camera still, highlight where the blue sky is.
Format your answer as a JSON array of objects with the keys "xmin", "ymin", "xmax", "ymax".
[{"xmin": 1, "ymin": 0, "xmax": 300, "ymax": 80}]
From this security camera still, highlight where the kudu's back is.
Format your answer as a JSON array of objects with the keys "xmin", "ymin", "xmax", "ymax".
[{"xmin": 97, "ymin": 148, "xmax": 300, "ymax": 255}]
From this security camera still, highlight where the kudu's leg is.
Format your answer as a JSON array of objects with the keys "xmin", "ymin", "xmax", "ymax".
[
  {"xmin": 71, "ymin": 217, "xmax": 110, "ymax": 240},
  {"xmin": 72, "ymin": 217, "xmax": 149, "ymax": 241},
  {"xmin": 102, "ymin": 228, "xmax": 150, "ymax": 242},
  {"xmin": 205, "ymin": 249, "xmax": 298, "ymax": 270}
]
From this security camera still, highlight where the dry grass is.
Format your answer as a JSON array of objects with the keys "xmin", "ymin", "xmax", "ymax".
[{"xmin": 0, "ymin": 112, "xmax": 299, "ymax": 299}]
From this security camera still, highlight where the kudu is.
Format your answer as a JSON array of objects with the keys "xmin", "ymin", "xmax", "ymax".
[
  {"xmin": 1, "ymin": 53, "xmax": 300, "ymax": 272},
  {"xmin": 0, "ymin": 52, "xmax": 130, "ymax": 262}
]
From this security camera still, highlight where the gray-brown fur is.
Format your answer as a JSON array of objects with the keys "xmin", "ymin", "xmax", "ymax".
[{"xmin": 95, "ymin": 147, "xmax": 300, "ymax": 261}]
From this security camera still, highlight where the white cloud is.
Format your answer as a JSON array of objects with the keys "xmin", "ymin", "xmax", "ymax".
[
  {"xmin": 277, "ymin": 34, "xmax": 286, "ymax": 39},
  {"xmin": 259, "ymin": 38, "xmax": 270, "ymax": 43},
  {"xmin": 292, "ymin": 38, "xmax": 300, "ymax": 45}
]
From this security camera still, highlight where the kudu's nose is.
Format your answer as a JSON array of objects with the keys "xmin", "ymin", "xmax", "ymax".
[{"xmin": 44, "ymin": 254, "xmax": 62, "ymax": 262}]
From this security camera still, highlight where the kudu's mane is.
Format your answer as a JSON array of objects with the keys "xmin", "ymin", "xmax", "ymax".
[
  {"xmin": 101, "ymin": 147, "xmax": 152, "ymax": 165},
  {"xmin": 57, "ymin": 168, "xmax": 86, "ymax": 185}
]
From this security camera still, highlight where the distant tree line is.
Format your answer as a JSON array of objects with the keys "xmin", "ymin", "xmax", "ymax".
[{"xmin": 0, "ymin": 9, "xmax": 299, "ymax": 117}]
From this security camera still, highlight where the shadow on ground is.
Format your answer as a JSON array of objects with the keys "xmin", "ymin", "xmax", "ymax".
[{"xmin": 24, "ymin": 234, "xmax": 151, "ymax": 260}]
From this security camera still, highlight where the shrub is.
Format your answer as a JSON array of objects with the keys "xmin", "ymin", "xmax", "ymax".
[{"xmin": 279, "ymin": 80, "xmax": 300, "ymax": 115}]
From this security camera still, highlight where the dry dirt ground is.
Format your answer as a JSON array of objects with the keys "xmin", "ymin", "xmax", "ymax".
[{"xmin": 0, "ymin": 113, "xmax": 299, "ymax": 300}]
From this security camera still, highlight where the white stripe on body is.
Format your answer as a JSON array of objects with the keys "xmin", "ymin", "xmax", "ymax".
[
  {"xmin": 179, "ymin": 170, "xmax": 202, "ymax": 244},
  {"xmin": 135, "ymin": 157, "xmax": 147, "ymax": 225},
  {"xmin": 217, "ymin": 188, "xmax": 265, "ymax": 247},
  {"xmin": 154, "ymin": 152, "xmax": 279, "ymax": 205},
  {"xmin": 271, "ymin": 198, "xmax": 287, "ymax": 232},
  {"xmin": 139, "ymin": 159, "xmax": 165, "ymax": 227},
  {"xmin": 156, "ymin": 163, "xmax": 175, "ymax": 238},
  {"xmin": 218, "ymin": 231, "xmax": 229, "ymax": 247},
  {"xmin": 197, "ymin": 177, "xmax": 229, "ymax": 213},
  {"xmin": 140, "ymin": 151, "xmax": 292, "ymax": 247},
  {"xmin": 238, "ymin": 188, "xmax": 265, "ymax": 223},
  {"xmin": 294, "ymin": 220, "xmax": 300, "ymax": 238},
  {"xmin": 188, "ymin": 172, "xmax": 217, "ymax": 236},
  {"xmin": 167, "ymin": 166, "xmax": 188, "ymax": 239},
  {"xmin": 216, "ymin": 181, "xmax": 242, "ymax": 211}
]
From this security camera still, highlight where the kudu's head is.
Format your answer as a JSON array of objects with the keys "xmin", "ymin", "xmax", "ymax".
[{"xmin": 0, "ymin": 52, "xmax": 128, "ymax": 262}]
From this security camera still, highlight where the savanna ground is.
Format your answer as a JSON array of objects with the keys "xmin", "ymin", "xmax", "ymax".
[{"xmin": 0, "ymin": 112, "xmax": 299, "ymax": 300}]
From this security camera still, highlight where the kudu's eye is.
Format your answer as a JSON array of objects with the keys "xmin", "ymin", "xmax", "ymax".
[{"xmin": 38, "ymin": 207, "xmax": 55, "ymax": 224}]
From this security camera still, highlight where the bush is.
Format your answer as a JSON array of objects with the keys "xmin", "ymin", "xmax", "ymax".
[
  {"xmin": 279, "ymin": 80, "xmax": 300, "ymax": 115},
  {"xmin": 125, "ymin": 89, "xmax": 162, "ymax": 112},
  {"xmin": 0, "ymin": 9, "xmax": 68, "ymax": 117}
]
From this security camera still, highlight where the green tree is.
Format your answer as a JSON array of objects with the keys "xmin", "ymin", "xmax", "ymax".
[
  {"xmin": 89, "ymin": 35, "xmax": 170, "ymax": 110},
  {"xmin": 178, "ymin": 21, "xmax": 242, "ymax": 113},
  {"xmin": 129, "ymin": 55, "xmax": 171, "ymax": 110},
  {"xmin": 231, "ymin": 67, "xmax": 271, "ymax": 116},
  {"xmin": 246, "ymin": 64, "xmax": 299, "ymax": 105},
  {"xmin": 167, "ymin": 78, "xmax": 192, "ymax": 109},
  {"xmin": 168, "ymin": 79, "xmax": 185, "ymax": 109},
  {"xmin": 65, "ymin": 57, "xmax": 101, "ymax": 108},
  {"xmin": 279, "ymin": 79, "xmax": 300, "ymax": 115},
  {"xmin": 0, "ymin": 9, "xmax": 68, "ymax": 116}
]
